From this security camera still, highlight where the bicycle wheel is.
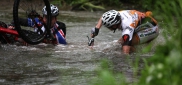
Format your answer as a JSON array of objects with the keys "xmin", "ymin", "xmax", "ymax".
[{"xmin": 13, "ymin": 0, "xmax": 51, "ymax": 45}]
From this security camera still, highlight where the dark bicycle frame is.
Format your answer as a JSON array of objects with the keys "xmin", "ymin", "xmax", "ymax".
[{"xmin": 0, "ymin": 25, "xmax": 19, "ymax": 44}]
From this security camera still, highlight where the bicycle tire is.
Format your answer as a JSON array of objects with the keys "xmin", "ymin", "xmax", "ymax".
[{"xmin": 13, "ymin": 0, "xmax": 51, "ymax": 45}]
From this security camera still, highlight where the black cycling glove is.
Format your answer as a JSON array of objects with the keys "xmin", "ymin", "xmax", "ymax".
[{"xmin": 91, "ymin": 27, "xmax": 99, "ymax": 37}]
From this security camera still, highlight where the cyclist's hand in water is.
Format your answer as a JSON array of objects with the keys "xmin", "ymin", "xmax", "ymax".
[{"xmin": 88, "ymin": 27, "xmax": 99, "ymax": 46}]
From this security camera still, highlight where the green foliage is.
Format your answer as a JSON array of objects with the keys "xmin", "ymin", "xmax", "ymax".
[
  {"xmin": 140, "ymin": 0, "xmax": 157, "ymax": 11},
  {"xmin": 70, "ymin": 0, "xmax": 105, "ymax": 11},
  {"xmin": 92, "ymin": 0, "xmax": 121, "ymax": 7},
  {"xmin": 50, "ymin": 0, "xmax": 122, "ymax": 11},
  {"xmin": 51, "ymin": 0, "xmax": 62, "ymax": 6},
  {"xmin": 138, "ymin": 0, "xmax": 182, "ymax": 85}
]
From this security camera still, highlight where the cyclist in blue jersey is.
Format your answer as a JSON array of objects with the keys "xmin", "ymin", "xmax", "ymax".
[
  {"xmin": 29, "ymin": 4, "xmax": 67, "ymax": 45},
  {"xmin": 6, "ymin": 4, "xmax": 67, "ymax": 45}
]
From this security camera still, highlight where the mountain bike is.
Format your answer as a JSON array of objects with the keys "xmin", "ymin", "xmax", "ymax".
[{"xmin": 13, "ymin": 0, "xmax": 52, "ymax": 45}]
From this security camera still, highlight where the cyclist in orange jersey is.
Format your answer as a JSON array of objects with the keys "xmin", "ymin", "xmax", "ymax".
[{"xmin": 89, "ymin": 10, "xmax": 159, "ymax": 54}]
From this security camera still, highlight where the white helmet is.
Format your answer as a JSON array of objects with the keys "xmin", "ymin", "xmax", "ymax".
[
  {"xmin": 42, "ymin": 4, "xmax": 59, "ymax": 16},
  {"xmin": 102, "ymin": 10, "xmax": 121, "ymax": 27}
]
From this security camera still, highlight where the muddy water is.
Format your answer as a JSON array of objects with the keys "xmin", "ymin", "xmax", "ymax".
[{"xmin": 0, "ymin": 9, "xmax": 164, "ymax": 85}]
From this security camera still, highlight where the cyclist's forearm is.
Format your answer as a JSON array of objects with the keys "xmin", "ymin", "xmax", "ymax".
[
  {"xmin": 91, "ymin": 17, "xmax": 102, "ymax": 38},
  {"xmin": 95, "ymin": 17, "xmax": 102, "ymax": 29}
]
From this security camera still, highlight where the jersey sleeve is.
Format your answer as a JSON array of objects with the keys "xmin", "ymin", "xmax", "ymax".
[
  {"xmin": 56, "ymin": 21, "xmax": 66, "ymax": 36},
  {"xmin": 28, "ymin": 18, "xmax": 43, "ymax": 27}
]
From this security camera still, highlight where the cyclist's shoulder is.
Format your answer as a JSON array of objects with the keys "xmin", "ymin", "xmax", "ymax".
[{"xmin": 56, "ymin": 21, "xmax": 66, "ymax": 28}]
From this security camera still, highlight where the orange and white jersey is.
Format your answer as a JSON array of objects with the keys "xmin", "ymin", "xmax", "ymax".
[
  {"xmin": 119, "ymin": 10, "xmax": 147, "ymax": 29},
  {"xmin": 118, "ymin": 10, "xmax": 158, "ymax": 43}
]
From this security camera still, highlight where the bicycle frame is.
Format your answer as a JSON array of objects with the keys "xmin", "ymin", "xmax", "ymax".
[
  {"xmin": 0, "ymin": 26, "xmax": 18, "ymax": 36},
  {"xmin": 0, "ymin": 26, "xmax": 19, "ymax": 44}
]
